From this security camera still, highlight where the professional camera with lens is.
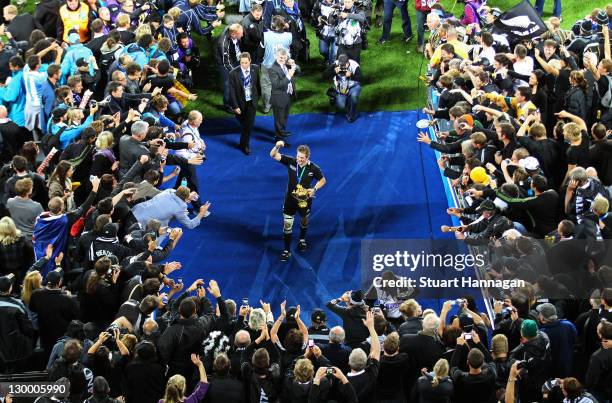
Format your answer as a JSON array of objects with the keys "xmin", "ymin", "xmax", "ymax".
[{"xmin": 321, "ymin": 5, "xmax": 342, "ymax": 25}]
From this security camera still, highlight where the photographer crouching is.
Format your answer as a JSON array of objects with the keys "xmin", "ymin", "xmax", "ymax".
[{"xmin": 323, "ymin": 54, "xmax": 362, "ymax": 122}]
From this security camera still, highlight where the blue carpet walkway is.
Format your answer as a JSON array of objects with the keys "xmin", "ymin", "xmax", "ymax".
[{"xmin": 168, "ymin": 110, "xmax": 456, "ymax": 321}]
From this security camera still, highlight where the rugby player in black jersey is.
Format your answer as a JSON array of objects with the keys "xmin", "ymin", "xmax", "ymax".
[{"xmin": 270, "ymin": 141, "xmax": 327, "ymax": 261}]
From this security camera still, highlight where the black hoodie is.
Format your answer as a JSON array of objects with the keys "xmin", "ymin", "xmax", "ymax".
[{"xmin": 510, "ymin": 331, "xmax": 552, "ymax": 403}]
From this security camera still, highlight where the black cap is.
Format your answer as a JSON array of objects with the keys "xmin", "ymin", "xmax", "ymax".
[
  {"xmin": 349, "ymin": 290, "xmax": 365, "ymax": 306},
  {"xmin": 454, "ymin": 77, "xmax": 466, "ymax": 88},
  {"xmin": 337, "ymin": 54, "xmax": 349, "ymax": 67},
  {"xmin": 476, "ymin": 199, "xmax": 497, "ymax": 213},
  {"xmin": 286, "ymin": 306, "xmax": 297, "ymax": 322},
  {"xmin": 311, "ymin": 308, "xmax": 327, "ymax": 323},
  {"xmin": 0, "ymin": 274, "xmax": 14, "ymax": 293},
  {"xmin": 101, "ymin": 222, "xmax": 118, "ymax": 238},
  {"xmin": 52, "ymin": 106, "xmax": 68, "ymax": 120},
  {"xmin": 580, "ymin": 20, "xmax": 593, "ymax": 34},
  {"xmin": 597, "ymin": 10, "xmax": 609, "ymax": 26},
  {"xmin": 76, "ymin": 57, "xmax": 89, "ymax": 68},
  {"xmin": 47, "ymin": 269, "xmax": 62, "ymax": 287}
]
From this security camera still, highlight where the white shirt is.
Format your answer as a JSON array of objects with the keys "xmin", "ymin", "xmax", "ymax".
[
  {"xmin": 514, "ymin": 57, "xmax": 534, "ymax": 87},
  {"xmin": 176, "ymin": 122, "xmax": 205, "ymax": 160}
]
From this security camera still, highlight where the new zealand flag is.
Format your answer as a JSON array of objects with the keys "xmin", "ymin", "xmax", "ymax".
[{"xmin": 493, "ymin": 0, "xmax": 548, "ymax": 44}]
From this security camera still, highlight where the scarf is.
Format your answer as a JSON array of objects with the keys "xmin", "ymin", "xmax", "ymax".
[{"xmin": 283, "ymin": 3, "xmax": 303, "ymax": 30}]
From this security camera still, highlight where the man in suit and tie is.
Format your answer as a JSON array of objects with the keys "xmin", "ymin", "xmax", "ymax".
[
  {"xmin": 269, "ymin": 47, "xmax": 297, "ymax": 141},
  {"xmin": 229, "ymin": 52, "xmax": 260, "ymax": 155}
]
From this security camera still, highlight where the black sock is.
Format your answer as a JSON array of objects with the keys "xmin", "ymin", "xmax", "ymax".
[
  {"xmin": 283, "ymin": 233, "xmax": 292, "ymax": 251},
  {"xmin": 299, "ymin": 226, "xmax": 308, "ymax": 240}
]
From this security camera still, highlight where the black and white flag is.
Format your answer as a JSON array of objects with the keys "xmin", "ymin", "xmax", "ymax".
[{"xmin": 493, "ymin": 0, "xmax": 548, "ymax": 43}]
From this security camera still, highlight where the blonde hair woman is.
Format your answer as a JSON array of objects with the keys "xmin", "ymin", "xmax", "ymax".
[
  {"xmin": 0, "ymin": 217, "xmax": 33, "ymax": 281},
  {"xmin": 92, "ymin": 131, "xmax": 119, "ymax": 177},
  {"xmin": 413, "ymin": 358, "xmax": 453, "ymax": 402},
  {"xmin": 66, "ymin": 108, "xmax": 85, "ymax": 126},
  {"xmin": 22, "ymin": 270, "xmax": 42, "ymax": 306},
  {"xmin": 161, "ymin": 354, "xmax": 209, "ymax": 403}
]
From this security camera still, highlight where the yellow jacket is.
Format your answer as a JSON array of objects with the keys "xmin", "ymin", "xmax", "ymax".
[
  {"xmin": 485, "ymin": 93, "xmax": 537, "ymax": 120},
  {"xmin": 430, "ymin": 39, "xmax": 470, "ymax": 66},
  {"xmin": 59, "ymin": 2, "xmax": 90, "ymax": 43}
]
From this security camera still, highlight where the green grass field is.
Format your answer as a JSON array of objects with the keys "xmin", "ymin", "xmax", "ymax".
[{"xmin": 188, "ymin": 0, "xmax": 609, "ymax": 118}]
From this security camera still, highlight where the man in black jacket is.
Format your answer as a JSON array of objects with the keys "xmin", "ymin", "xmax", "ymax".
[
  {"xmin": 517, "ymin": 119, "xmax": 563, "ymax": 189},
  {"xmin": 2, "ymin": 5, "xmax": 43, "ymax": 43},
  {"xmin": 29, "ymin": 269, "xmax": 79, "ymax": 359},
  {"xmin": 444, "ymin": 200, "xmax": 513, "ymax": 245},
  {"xmin": 509, "ymin": 319, "xmax": 553, "ymax": 403},
  {"xmin": 0, "ymin": 274, "xmax": 34, "ymax": 372},
  {"xmin": 0, "ymin": 106, "xmax": 32, "ymax": 164},
  {"xmin": 589, "ymin": 122, "xmax": 612, "ymax": 186},
  {"xmin": 450, "ymin": 345, "xmax": 497, "ymax": 403},
  {"xmin": 34, "ymin": 0, "xmax": 60, "ymax": 37},
  {"xmin": 399, "ymin": 313, "xmax": 444, "ymax": 392},
  {"xmin": 205, "ymin": 353, "xmax": 244, "ymax": 402},
  {"xmin": 269, "ymin": 47, "xmax": 297, "ymax": 139},
  {"xmin": 319, "ymin": 326, "xmax": 352, "ymax": 372},
  {"xmin": 214, "ymin": 24, "xmax": 244, "ymax": 113},
  {"xmin": 495, "ymin": 175, "xmax": 560, "ymax": 237},
  {"xmin": 326, "ymin": 290, "xmax": 368, "ymax": 347},
  {"xmin": 158, "ymin": 297, "xmax": 208, "ymax": 387},
  {"xmin": 229, "ymin": 52, "xmax": 260, "ymax": 155},
  {"xmin": 585, "ymin": 320, "xmax": 612, "ymax": 402},
  {"xmin": 241, "ymin": 4, "xmax": 265, "ymax": 64}
]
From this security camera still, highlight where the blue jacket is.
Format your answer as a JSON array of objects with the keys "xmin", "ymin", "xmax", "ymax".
[
  {"xmin": 0, "ymin": 70, "xmax": 26, "ymax": 126},
  {"xmin": 132, "ymin": 188, "xmax": 202, "ymax": 229},
  {"xmin": 60, "ymin": 44, "xmax": 94, "ymax": 83},
  {"xmin": 47, "ymin": 114, "xmax": 95, "ymax": 149},
  {"xmin": 121, "ymin": 43, "xmax": 168, "ymax": 68},
  {"xmin": 540, "ymin": 319, "xmax": 577, "ymax": 378},
  {"xmin": 39, "ymin": 80, "xmax": 57, "ymax": 135},
  {"xmin": 173, "ymin": 0, "xmax": 217, "ymax": 35},
  {"xmin": 143, "ymin": 108, "xmax": 176, "ymax": 130}
]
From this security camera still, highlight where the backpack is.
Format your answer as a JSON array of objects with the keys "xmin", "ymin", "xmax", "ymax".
[
  {"xmin": 598, "ymin": 74, "xmax": 612, "ymax": 109},
  {"xmin": 41, "ymin": 125, "xmax": 67, "ymax": 154}
]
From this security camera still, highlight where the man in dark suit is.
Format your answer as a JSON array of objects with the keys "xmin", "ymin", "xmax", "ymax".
[
  {"xmin": 3, "ymin": 4, "xmax": 43, "ymax": 43},
  {"xmin": 269, "ymin": 47, "xmax": 297, "ymax": 140},
  {"xmin": 229, "ymin": 52, "xmax": 260, "ymax": 155}
]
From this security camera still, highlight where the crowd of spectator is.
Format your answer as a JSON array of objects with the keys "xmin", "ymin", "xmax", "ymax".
[
  {"xmin": 416, "ymin": 0, "xmax": 612, "ymax": 402},
  {"xmin": 0, "ymin": 0, "xmax": 610, "ymax": 402}
]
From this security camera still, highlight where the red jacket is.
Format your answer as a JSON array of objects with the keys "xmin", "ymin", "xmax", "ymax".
[{"xmin": 415, "ymin": 0, "xmax": 437, "ymax": 12}]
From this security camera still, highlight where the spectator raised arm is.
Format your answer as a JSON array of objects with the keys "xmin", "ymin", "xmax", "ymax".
[{"xmin": 363, "ymin": 311, "xmax": 380, "ymax": 361}]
